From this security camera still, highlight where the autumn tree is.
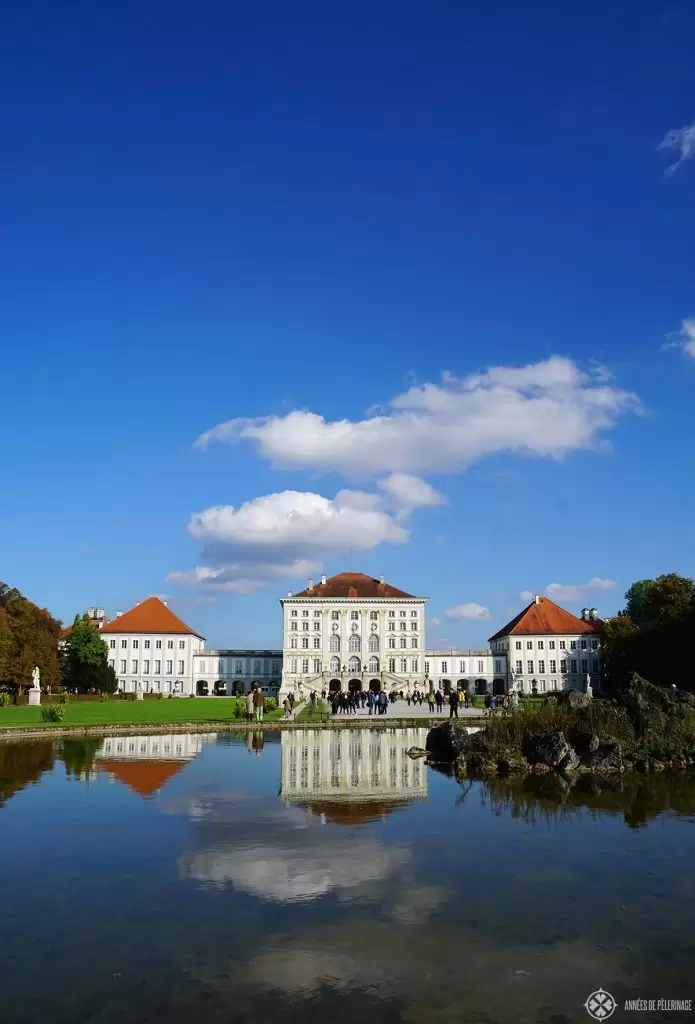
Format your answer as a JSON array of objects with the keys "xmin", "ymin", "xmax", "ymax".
[{"xmin": 0, "ymin": 582, "xmax": 61, "ymax": 697}]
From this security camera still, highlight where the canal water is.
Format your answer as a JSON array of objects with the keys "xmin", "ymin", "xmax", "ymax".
[{"xmin": 1, "ymin": 728, "xmax": 695, "ymax": 1023}]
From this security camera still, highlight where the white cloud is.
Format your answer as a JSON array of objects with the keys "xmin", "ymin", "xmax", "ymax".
[
  {"xmin": 544, "ymin": 578, "xmax": 616, "ymax": 603},
  {"xmin": 678, "ymin": 319, "xmax": 695, "ymax": 358},
  {"xmin": 167, "ymin": 489, "xmax": 408, "ymax": 593},
  {"xmin": 444, "ymin": 602, "xmax": 492, "ymax": 621},
  {"xmin": 194, "ymin": 356, "xmax": 638, "ymax": 477},
  {"xmin": 658, "ymin": 120, "xmax": 695, "ymax": 176},
  {"xmin": 377, "ymin": 473, "xmax": 445, "ymax": 513},
  {"xmin": 429, "ymin": 617, "xmax": 441, "ymax": 627},
  {"xmin": 520, "ymin": 590, "xmax": 535, "ymax": 603}
]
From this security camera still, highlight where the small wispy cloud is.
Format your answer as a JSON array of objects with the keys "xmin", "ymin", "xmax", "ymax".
[
  {"xmin": 444, "ymin": 602, "xmax": 492, "ymax": 621},
  {"xmin": 520, "ymin": 579, "xmax": 615, "ymax": 604},
  {"xmin": 520, "ymin": 590, "xmax": 535, "ymax": 603},
  {"xmin": 658, "ymin": 119, "xmax": 695, "ymax": 176},
  {"xmin": 429, "ymin": 617, "xmax": 441, "ymax": 627},
  {"xmin": 670, "ymin": 319, "xmax": 695, "ymax": 359}
]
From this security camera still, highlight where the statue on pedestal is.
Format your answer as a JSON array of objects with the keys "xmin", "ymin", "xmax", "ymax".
[
  {"xmin": 28, "ymin": 666, "xmax": 41, "ymax": 705},
  {"xmin": 585, "ymin": 673, "xmax": 593, "ymax": 698}
]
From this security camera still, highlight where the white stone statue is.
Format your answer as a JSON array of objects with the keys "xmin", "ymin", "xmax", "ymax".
[
  {"xmin": 585, "ymin": 673, "xmax": 593, "ymax": 698},
  {"xmin": 29, "ymin": 666, "xmax": 41, "ymax": 705}
]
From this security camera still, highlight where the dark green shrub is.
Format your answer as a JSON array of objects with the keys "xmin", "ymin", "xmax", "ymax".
[
  {"xmin": 0, "ymin": 692, "xmax": 12, "ymax": 708},
  {"xmin": 58, "ymin": 691, "xmax": 70, "ymax": 705},
  {"xmin": 41, "ymin": 704, "xmax": 65, "ymax": 723}
]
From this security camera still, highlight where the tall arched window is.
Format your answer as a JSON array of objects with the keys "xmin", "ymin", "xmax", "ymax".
[
  {"xmin": 348, "ymin": 634, "xmax": 360, "ymax": 652},
  {"xmin": 348, "ymin": 656, "xmax": 360, "ymax": 673},
  {"xmin": 329, "ymin": 634, "xmax": 340, "ymax": 652},
  {"xmin": 368, "ymin": 634, "xmax": 379, "ymax": 652},
  {"xmin": 368, "ymin": 656, "xmax": 379, "ymax": 673},
  {"xmin": 330, "ymin": 656, "xmax": 340, "ymax": 674}
]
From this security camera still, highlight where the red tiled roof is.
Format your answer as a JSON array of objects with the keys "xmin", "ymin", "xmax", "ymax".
[
  {"xmin": 100, "ymin": 597, "xmax": 203, "ymax": 638},
  {"xmin": 95, "ymin": 759, "xmax": 187, "ymax": 797},
  {"xmin": 294, "ymin": 799, "xmax": 415, "ymax": 826},
  {"xmin": 293, "ymin": 573, "xmax": 416, "ymax": 599},
  {"xmin": 488, "ymin": 596, "xmax": 604, "ymax": 641}
]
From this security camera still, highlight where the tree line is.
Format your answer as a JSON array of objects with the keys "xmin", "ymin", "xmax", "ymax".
[
  {"xmin": 601, "ymin": 573, "xmax": 695, "ymax": 690},
  {"xmin": 0, "ymin": 582, "xmax": 116, "ymax": 697}
]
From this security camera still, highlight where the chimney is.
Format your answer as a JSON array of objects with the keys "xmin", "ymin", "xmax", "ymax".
[
  {"xmin": 116, "ymin": 610, "xmax": 122, "ymax": 618},
  {"xmin": 590, "ymin": 608, "xmax": 598, "ymax": 620},
  {"xmin": 581, "ymin": 608, "xmax": 588, "ymax": 621},
  {"xmin": 321, "ymin": 574, "xmax": 327, "ymax": 586},
  {"xmin": 162, "ymin": 600, "xmax": 168, "ymax": 607},
  {"xmin": 308, "ymin": 579, "xmax": 314, "ymax": 592},
  {"xmin": 534, "ymin": 595, "xmax": 540, "ymax": 605},
  {"xmin": 380, "ymin": 574, "xmax": 385, "ymax": 584},
  {"xmin": 287, "ymin": 591, "xmax": 293, "ymax": 597}
]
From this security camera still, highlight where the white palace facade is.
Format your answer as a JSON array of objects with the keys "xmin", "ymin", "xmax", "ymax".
[{"xmin": 91, "ymin": 573, "xmax": 604, "ymax": 698}]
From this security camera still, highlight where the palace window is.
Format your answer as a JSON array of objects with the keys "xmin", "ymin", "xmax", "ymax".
[
  {"xmin": 560, "ymin": 660, "xmax": 567, "ymax": 673},
  {"xmin": 592, "ymin": 659, "xmax": 599, "ymax": 672},
  {"xmin": 370, "ymin": 611, "xmax": 378, "ymax": 620},
  {"xmin": 538, "ymin": 660, "xmax": 545, "ymax": 673},
  {"xmin": 290, "ymin": 622, "xmax": 297, "ymax": 631},
  {"xmin": 313, "ymin": 636, "xmax": 321, "ymax": 649},
  {"xmin": 144, "ymin": 640, "xmax": 150, "ymax": 649},
  {"xmin": 302, "ymin": 622, "xmax": 309, "ymax": 631},
  {"xmin": 302, "ymin": 637, "xmax": 309, "ymax": 649},
  {"xmin": 527, "ymin": 661, "xmax": 533, "ymax": 674},
  {"xmin": 156, "ymin": 641, "xmax": 162, "ymax": 650},
  {"xmin": 121, "ymin": 640, "xmax": 127, "ymax": 649},
  {"xmin": 494, "ymin": 660, "xmax": 501, "ymax": 674},
  {"xmin": 400, "ymin": 658, "xmax": 407, "ymax": 672},
  {"xmin": 389, "ymin": 611, "xmax": 395, "ymax": 618},
  {"xmin": 591, "ymin": 639, "xmax": 598, "ymax": 650},
  {"xmin": 291, "ymin": 638, "xmax": 297, "ymax": 649},
  {"xmin": 132, "ymin": 640, "xmax": 139, "ymax": 650},
  {"xmin": 388, "ymin": 638, "xmax": 395, "ymax": 649},
  {"xmin": 109, "ymin": 639, "xmax": 115, "ymax": 648},
  {"xmin": 581, "ymin": 639, "xmax": 587, "ymax": 650},
  {"xmin": 167, "ymin": 641, "xmax": 173, "ymax": 649},
  {"xmin": 515, "ymin": 641, "xmax": 522, "ymax": 650},
  {"xmin": 400, "ymin": 638, "xmax": 407, "ymax": 648},
  {"xmin": 368, "ymin": 634, "xmax": 379, "ymax": 652},
  {"xmin": 581, "ymin": 659, "xmax": 588, "ymax": 674},
  {"xmin": 348, "ymin": 657, "xmax": 360, "ymax": 673},
  {"xmin": 559, "ymin": 640, "xmax": 566, "ymax": 650},
  {"xmin": 570, "ymin": 640, "xmax": 577, "ymax": 650},
  {"xmin": 313, "ymin": 658, "xmax": 321, "ymax": 673},
  {"xmin": 302, "ymin": 659, "xmax": 309, "ymax": 673},
  {"xmin": 411, "ymin": 638, "xmax": 417, "ymax": 648},
  {"xmin": 400, "ymin": 610, "xmax": 406, "ymax": 617},
  {"xmin": 411, "ymin": 658, "xmax": 418, "ymax": 672},
  {"xmin": 290, "ymin": 658, "xmax": 298, "ymax": 673},
  {"xmin": 132, "ymin": 660, "xmax": 138, "ymax": 673},
  {"xmin": 515, "ymin": 660, "xmax": 522, "ymax": 673},
  {"xmin": 369, "ymin": 656, "xmax": 379, "ymax": 672},
  {"xmin": 459, "ymin": 661, "xmax": 466, "ymax": 673},
  {"xmin": 537, "ymin": 641, "xmax": 543, "ymax": 650},
  {"xmin": 550, "ymin": 660, "xmax": 556, "ymax": 673},
  {"xmin": 254, "ymin": 661, "xmax": 261, "ymax": 673},
  {"xmin": 330, "ymin": 657, "xmax": 340, "ymax": 674},
  {"xmin": 388, "ymin": 622, "xmax": 395, "ymax": 631},
  {"xmin": 166, "ymin": 661, "xmax": 173, "ymax": 674},
  {"xmin": 570, "ymin": 660, "xmax": 577, "ymax": 673},
  {"xmin": 410, "ymin": 621, "xmax": 417, "ymax": 630},
  {"xmin": 154, "ymin": 661, "xmax": 161, "ymax": 674},
  {"xmin": 478, "ymin": 660, "xmax": 484, "ymax": 673},
  {"xmin": 291, "ymin": 610, "xmax": 297, "ymax": 617},
  {"xmin": 441, "ymin": 661, "xmax": 448, "ymax": 673},
  {"xmin": 526, "ymin": 641, "xmax": 533, "ymax": 650},
  {"xmin": 177, "ymin": 660, "xmax": 184, "ymax": 674},
  {"xmin": 411, "ymin": 610, "xmax": 417, "ymax": 617},
  {"xmin": 179, "ymin": 641, "xmax": 185, "ymax": 649},
  {"xmin": 351, "ymin": 611, "xmax": 359, "ymax": 621},
  {"xmin": 400, "ymin": 622, "xmax": 407, "ymax": 631},
  {"xmin": 348, "ymin": 634, "xmax": 360, "ymax": 652},
  {"xmin": 329, "ymin": 635, "xmax": 340, "ymax": 652},
  {"xmin": 313, "ymin": 621, "xmax": 320, "ymax": 630},
  {"xmin": 120, "ymin": 660, "xmax": 126, "ymax": 673},
  {"xmin": 332, "ymin": 611, "xmax": 339, "ymax": 620},
  {"xmin": 388, "ymin": 658, "xmax": 396, "ymax": 672},
  {"xmin": 143, "ymin": 660, "xmax": 150, "ymax": 673},
  {"xmin": 549, "ymin": 641, "xmax": 555, "ymax": 650}
]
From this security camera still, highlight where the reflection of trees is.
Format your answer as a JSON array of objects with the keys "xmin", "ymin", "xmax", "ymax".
[
  {"xmin": 0, "ymin": 741, "xmax": 54, "ymax": 807},
  {"xmin": 60, "ymin": 738, "xmax": 103, "ymax": 777},
  {"xmin": 477, "ymin": 773, "xmax": 695, "ymax": 828}
]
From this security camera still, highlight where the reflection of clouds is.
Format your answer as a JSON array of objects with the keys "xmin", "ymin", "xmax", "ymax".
[{"xmin": 165, "ymin": 789, "xmax": 411, "ymax": 903}]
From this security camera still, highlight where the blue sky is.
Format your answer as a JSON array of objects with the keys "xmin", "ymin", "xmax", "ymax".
[{"xmin": 2, "ymin": 0, "xmax": 695, "ymax": 648}]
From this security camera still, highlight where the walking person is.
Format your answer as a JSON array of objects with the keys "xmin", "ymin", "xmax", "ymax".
[
  {"xmin": 246, "ymin": 689, "xmax": 255, "ymax": 722},
  {"xmin": 283, "ymin": 696, "xmax": 292, "ymax": 720},
  {"xmin": 449, "ymin": 689, "xmax": 460, "ymax": 719},
  {"xmin": 435, "ymin": 690, "xmax": 443, "ymax": 712},
  {"xmin": 427, "ymin": 691, "xmax": 435, "ymax": 713},
  {"xmin": 253, "ymin": 686, "xmax": 265, "ymax": 723}
]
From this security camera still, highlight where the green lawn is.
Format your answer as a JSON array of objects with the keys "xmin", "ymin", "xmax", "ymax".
[
  {"xmin": 295, "ymin": 699, "xmax": 328, "ymax": 722},
  {"xmin": 0, "ymin": 698, "xmax": 273, "ymax": 730}
]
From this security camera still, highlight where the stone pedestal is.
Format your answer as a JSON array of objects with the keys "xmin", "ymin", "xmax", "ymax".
[
  {"xmin": 28, "ymin": 688, "xmax": 41, "ymax": 706},
  {"xmin": 136, "ymin": 690, "xmax": 144, "ymax": 700}
]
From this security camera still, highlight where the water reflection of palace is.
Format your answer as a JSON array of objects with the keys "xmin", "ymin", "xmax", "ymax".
[
  {"xmin": 94, "ymin": 733, "xmax": 216, "ymax": 797},
  {"xmin": 280, "ymin": 728, "xmax": 428, "ymax": 824}
]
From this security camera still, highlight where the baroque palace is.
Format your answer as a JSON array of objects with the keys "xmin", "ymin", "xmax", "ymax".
[{"xmin": 88, "ymin": 571, "xmax": 604, "ymax": 698}]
